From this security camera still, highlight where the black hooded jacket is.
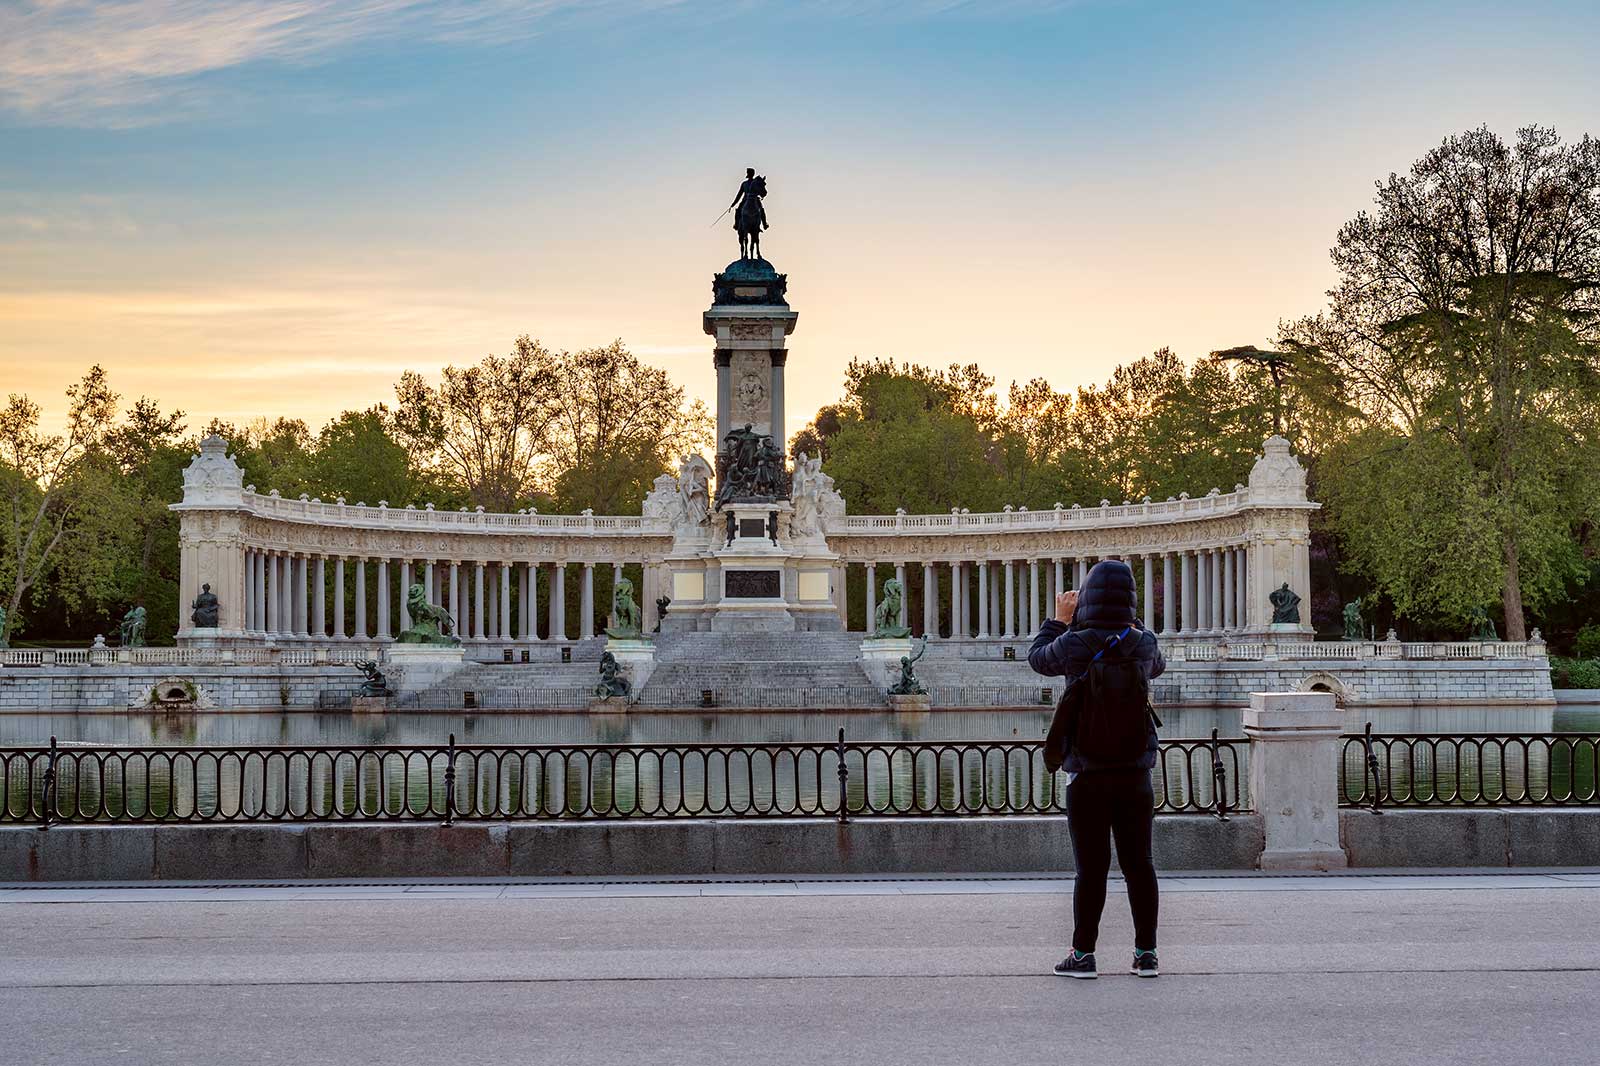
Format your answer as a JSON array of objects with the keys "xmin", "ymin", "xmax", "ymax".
[{"xmin": 1028, "ymin": 559, "xmax": 1165, "ymax": 772}]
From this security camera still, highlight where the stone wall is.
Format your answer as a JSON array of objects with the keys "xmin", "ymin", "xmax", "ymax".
[{"xmin": 0, "ymin": 666, "xmax": 363, "ymax": 712}]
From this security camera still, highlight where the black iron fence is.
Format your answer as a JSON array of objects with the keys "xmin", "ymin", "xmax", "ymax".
[
  {"xmin": 1341, "ymin": 725, "xmax": 1600, "ymax": 809},
  {"xmin": 2, "ymin": 731, "xmax": 1244, "ymax": 826}
]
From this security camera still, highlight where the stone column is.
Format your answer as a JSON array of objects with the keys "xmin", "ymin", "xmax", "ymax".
[
  {"xmin": 1210, "ymin": 546, "xmax": 1224, "ymax": 632},
  {"xmin": 1223, "ymin": 547, "xmax": 1236, "ymax": 631},
  {"xmin": 1027, "ymin": 559, "xmax": 1040, "ymax": 636},
  {"xmin": 770, "ymin": 352, "xmax": 786, "ymax": 452},
  {"xmin": 1075, "ymin": 558, "xmax": 1086, "ymax": 587},
  {"xmin": 293, "ymin": 555, "xmax": 309, "ymax": 637},
  {"xmin": 580, "ymin": 563, "xmax": 595, "ymax": 639},
  {"xmin": 864, "ymin": 565, "xmax": 877, "ymax": 636},
  {"xmin": 354, "ymin": 559, "xmax": 367, "ymax": 640},
  {"xmin": 1194, "ymin": 551, "xmax": 1208, "ymax": 634},
  {"xmin": 972, "ymin": 560, "xmax": 985, "ymax": 633},
  {"xmin": 264, "ymin": 553, "xmax": 279, "ymax": 636},
  {"xmin": 895, "ymin": 563, "xmax": 908, "ymax": 628},
  {"xmin": 397, "ymin": 560, "xmax": 412, "ymax": 632},
  {"xmin": 376, "ymin": 559, "xmax": 391, "ymax": 639},
  {"xmin": 943, "ymin": 562, "xmax": 957, "ymax": 639},
  {"xmin": 1179, "ymin": 551, "xmax": 1193, "ymax": 633},
  {"xmin": 1236, "ymin": 547, "xmax": 1248, "ymax": 631},
  {"xmin": 714, "ymin": 350, "xmax": 732, "ymax": 449},
  {"xmin": 989, "ymin": 563, "xmax": 1001, "ymax": 633},
  {"xmin": 1053, "ymin": 558, "xmax": 1065, "ymax": 597},
  {"xmin": 551, "ymin": 562, "xmax": 568, "ymax": 640},
  {"xmin": 447, "ymin": 562, "xmax": 460, "ymax": 634},
  {"xmin": 960, "ymin": 561, "xmax": 973, "ymax": 639},
  {"xmin": 1002, "ymin": 560, "xmax": 1016, "ymax": 639},
  {"xmin": 313, "ymin": 555, "xmax": 326, "ymax": 638},
  {"xmin": 333, "ymin": 557, "xmax": 346, "ymax": 639},
  {"xmin": 1142, "ymin": 554, "xmax": 1155, "ymax": 631},
  {"xmin": 921, "ymin": 562, "xmax": 937, "ymax": 638},
  {"xmin": 500, "ymin": 563, "xmax": 513, "ymax": 640},
  {"xmin": 472, "ymin": 563, "xmax": 485, "ymax": 640},
  {"xmin": 525, "ymin": 563, "xmax": 539, "ymax": 640},
  {"xmin": 1245, "ymin": 692, "xmax": 1347, "ymax": 870},
  {"xmin": 1161, "ymin": 553, "xmax": 1175, "ymax": 634},
  {"xmin": 248, "ymin": 551, "xmax": 261, "ymax": 633}
]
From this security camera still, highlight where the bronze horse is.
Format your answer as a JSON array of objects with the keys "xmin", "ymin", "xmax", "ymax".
[{"xmin": 735, "ymin": 174, "xmax": 768, "ymax": 260}]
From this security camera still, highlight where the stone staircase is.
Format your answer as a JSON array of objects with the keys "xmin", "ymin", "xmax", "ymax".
[
  {"xmin": 394, "ymin": 660, "xmax": 600, "ymax": 711},
  {"xmin": 637, "ymin": 632, "xmax": 883, "ymax": 709}
]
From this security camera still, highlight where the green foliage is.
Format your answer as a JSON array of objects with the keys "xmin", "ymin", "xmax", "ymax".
[
  {"xmin": 1575, "ymin": 624, "xmax": 1600, "ymax": 660},
  {"xmin": 1550, "ymin": 657, "xmax": 1600, "ymax": 690}
]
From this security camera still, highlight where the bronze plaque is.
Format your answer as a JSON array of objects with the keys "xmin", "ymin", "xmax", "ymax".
[{"xmin": 725, "ymin": 570, "xmax": 781, "ymax": 598}]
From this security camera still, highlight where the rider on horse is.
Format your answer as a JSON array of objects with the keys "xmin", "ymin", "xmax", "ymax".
[{"xmin": 728, "ymin": 167, "xmax": 768, "ymax": 259}]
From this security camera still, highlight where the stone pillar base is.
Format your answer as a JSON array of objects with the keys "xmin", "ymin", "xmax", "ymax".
[
  {"xmin": 860, "ymin": 637, "xmax": 912, "ymax": 690},
  {"xmin": 605, "ymin": 637, "xmax": 657, "ymax": 693},
  {"xmin": 351, "ymin": 696, "xmax": 389, "ymax": 715},
  {"xmin": 381, "ymin": 644, "xmax": 466, "ymax": 696},
  {"xmin": 589, "ymin": 697, "xmax": 630, "ymax": 714},
  {"xmin": 887, "ymin": 693, "xmax": 931, "ymax": 713},
  {"xmin": 1259, "ymin": 847, "xmax": 1347, "ymax": 872}
]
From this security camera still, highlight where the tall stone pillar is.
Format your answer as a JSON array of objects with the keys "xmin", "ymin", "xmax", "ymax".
[
  {"xmin": 895, "ymin": 564, "xmax": 908, "ymax": 629},
  {"xmin": 1002, "ymin": 560, "xmax": 1016, "ymax": 639},
  {"xmin": 921, "ymin": 562, "xmax": 937, "ymax": 638},
  {"xmin": 1028, "ymin": 559, "xmax": 1040, "ymax": 636},
  {"xmin": 399, "ymin": 560, "xmax": 413, "ymax": 632},
  {"xmin": 704, "ymin": 259, "xmax": 798, "ymax": 455},
  {"xmin": 1210, "ymin": 546, "xmax": 1224, "ymax": 632},
  {"xmin": 293, "ymin": 555, "xmax": 309, "ymax": 637},
  {"xmin": 975, "ymin": 561, "xmax": 989, "ymax": 639},
  {"xmin": 471, "ymin": 563, "xmax": 484, "ymax": 639},
  {"xmin": 1179, "ymin": 552, "xmax": 1193, "ymax": 634},
  {"xmin": 551, "ymin": 562, "xmax": 568, "ymax": 640},
  {"xmin": 313, "ymin": 556, "xmax": 326, "ymax": 638},
  {"xmin": 1142, "ymin": 555, "xmax": 1155, "ymax": 631},
  {"xmin": 580, "ymin": 563, "xmax": 595, "ymax": 639},
  {"xmin": 1223, "ymin": 548, "xmax": 1236, "ymax": 631},
  {"xmin": 1161, "ymin": 553, "xmax": 1175, "ymax": 634},
  {"xmin": 989, "ymin": 563, "xmax": 1001, "ymax": 633},
  {"xmin": 500, "ymin": 563, "xmax": 513, "ymax": 639},
  {"xmin": 333, "ymin": 557, "xmax": 345, "ymax": 640},
  {"xmin": 376, "ymin": 559, "xmax": 391, "ymax": 639},
  {"xmin": 864, "ymin": 565, "xmax": 877, "ymax": 636},
  {"xmin": 525, "ymin": 563, "xmax": 540, "ymax": 640},
  {"xmin": 265, "ymin": 553, "xmax": 280, "ymax": 636},
  {"xmin": 354, "ymin": 559, "xmax": 367, "ymax": 639}
]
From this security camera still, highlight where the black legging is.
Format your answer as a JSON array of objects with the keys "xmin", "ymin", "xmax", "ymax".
[{"xmin": 1066, "ymin": 768, "xmax": 1158, "ymax": 953}]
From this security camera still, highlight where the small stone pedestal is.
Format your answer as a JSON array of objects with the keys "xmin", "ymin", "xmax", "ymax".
[
  {"xmin": 382, "ymin": 644, "xmax": 465, "ymax": 697},
  {"xmin": 860, "ymin": 636, "xmax": 911, "ymax": 690},
  {"xmin": 887, "ymin": 693, "xmax": 931, "ymax": 713},
  {"xmin": 588, "ymin": 696, "xmax": 630, "ymax": 715},
  {"xmin": 1244, "ymin": 691, "xmax": 1346, "ymax": 871},
  {"xmin": 605, "ymin": 638, "xmax": 657, "ymax": 693},
  {"xmin": 351, "ymin": 696, "xmax": 389, "ymax": 715}
]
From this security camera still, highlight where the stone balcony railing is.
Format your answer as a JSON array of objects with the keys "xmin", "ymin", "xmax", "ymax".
[
  {"xmin": 832, "ymin": 486, "xmax": 1301, "ymax": 536},
  {"xmin": 211, "ymin": 491, "xmax": 674, "ymax": 535}
]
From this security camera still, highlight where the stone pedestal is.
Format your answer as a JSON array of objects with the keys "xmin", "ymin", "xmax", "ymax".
[
  {"xmin": 860, "ymin": 637, "xmax": 912, "ymax": 690},
  {"xmin": 1244, "ymin": 691, "xmax": 1346, "ymax": 870},
  {"xmin": 588, "ymin": 697, "xmax": 630, "ymax": 715},
  {"xmin": 351, "ymin": 696, "xmax": 389, "ymax": 715},
  {"xmin": 381, "ymin": 644, "xmax": 465, "ymax": 697},
  {"xmin": 605, "ymin": 637, "xmax": 657, "ymax": 694},
  {"xmin": 887, "ymin": 693, "xmax": 931, "ymax": 714}
]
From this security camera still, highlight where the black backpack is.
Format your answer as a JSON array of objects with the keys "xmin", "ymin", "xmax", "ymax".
[{"xmin": 1074, "ymin": 627, "xmax": 1155, "ymax": 764}]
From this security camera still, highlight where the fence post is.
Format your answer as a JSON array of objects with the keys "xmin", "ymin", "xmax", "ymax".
[
  {"xmin": 835, "ymin": 727, "xmax": 849, "ymax": 825},
  {"xmin": 1243, "ymin": 691, "xmax": 1345, "ymax": 870},
  {"xmin": 442, "ymin": 733, "xmax": 457, "ymax": 827},
  {"xmin": 38, "ymin": 735, "xmax": 58, "ymax": 832}
]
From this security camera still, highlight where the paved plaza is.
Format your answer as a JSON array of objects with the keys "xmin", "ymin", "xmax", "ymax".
[{"xmin": 2, "ymin": 870, "xmax": 1598, "ymax": 1065}]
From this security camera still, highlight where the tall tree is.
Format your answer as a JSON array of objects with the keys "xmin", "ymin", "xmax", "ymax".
[
  {"xmin": 392, "ymin": 336, "xmax": 561, "ymax": 512},
  {"xmin": 545, "ymin": 341, "xmax": 712, "ymax": 514},
  {"xmin": 0, "ymin": 367, "xmax": 119, "ymax": 643},
  {"xmin": 1285, "ymin": 125, "xmax": 1600, "ymax": 638}
]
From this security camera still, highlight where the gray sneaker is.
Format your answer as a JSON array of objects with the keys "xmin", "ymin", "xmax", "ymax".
[
  {"xmin": 1131, "ymin": 950, "xmax": 1159, "ymax": 978},
  {"xmin": 1053, "ymin": 951, "xmax": 1097, "ymax": 979}
]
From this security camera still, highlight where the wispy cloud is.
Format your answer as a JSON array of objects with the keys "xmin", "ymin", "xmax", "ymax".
[{"xmin": 0, "ymin": 0, "xmax": 611, "ymax": 126}]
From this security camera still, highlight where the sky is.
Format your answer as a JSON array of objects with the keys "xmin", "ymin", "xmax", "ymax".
[{"xmin": 3, "ymin": 0, "xmax": 1600, "ymax": 440}]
